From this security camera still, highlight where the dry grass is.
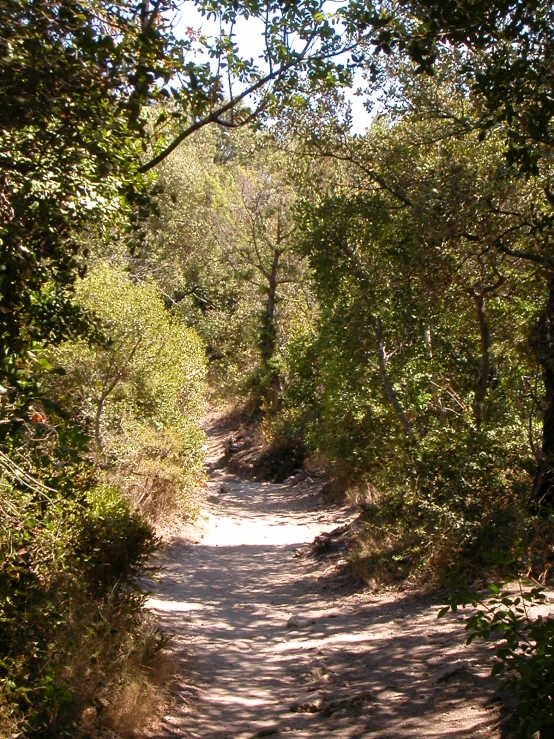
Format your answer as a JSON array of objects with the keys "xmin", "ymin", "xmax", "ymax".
[
  {"xmin": 99, "ymin": 650, "xmax": 175, "ymax": 737},
  {"xmin": 0, "ymin": 701, "xmax": 25, "ymax": 739},
  {"xmin": 73, "ymin": 617, "xmax": 175, "ymax": 739},
  {"xmin": 99, "ymin": 422, "xmax": 207, "ymax": 534},
  {"xmin": 347, "ymin": 527, "xmax": 406, "ymax": 590}
]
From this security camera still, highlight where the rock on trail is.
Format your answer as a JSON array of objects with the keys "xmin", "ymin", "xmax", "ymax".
[{"xmin": 145, "ymin": 423, "xmax": 505, "ymax": 738}]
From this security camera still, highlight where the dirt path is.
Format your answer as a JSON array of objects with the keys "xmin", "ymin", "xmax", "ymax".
[{"xmin": 146, "ymin": 425, "xmax": 508, "ymax": 738}]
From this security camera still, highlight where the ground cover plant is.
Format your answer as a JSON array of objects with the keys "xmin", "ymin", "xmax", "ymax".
[{"xmin": 0, "ymin": 420, "xmax": 162, "ymax": 736}]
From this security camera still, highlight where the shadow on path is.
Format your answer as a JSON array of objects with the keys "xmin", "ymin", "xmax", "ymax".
[{"xmin": 147, "ymin": 445, "xmax": 504, "ymax": 738}]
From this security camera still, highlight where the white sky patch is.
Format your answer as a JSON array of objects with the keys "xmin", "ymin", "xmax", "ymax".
[{"xmin": 172, "ymin": 1, "xmax": 373, "ymax": 134}]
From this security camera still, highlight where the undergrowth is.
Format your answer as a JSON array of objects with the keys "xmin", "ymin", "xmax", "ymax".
[
  {"xmin": 443, "ymin": 579, "xmax": 554, "ymax": 737},
  {"xmin": 0, "ymin": 422, "xmax": 172, "ymax": 738}
]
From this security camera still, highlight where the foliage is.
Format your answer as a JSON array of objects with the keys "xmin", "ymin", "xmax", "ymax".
[
  {"xmin": 140, "ymin": 128, "xmax": 313, "ymax": 409},
  {"xmin": 443, "ymin": 581, "xmax": 554, "ymax": 736},
  {"xmin": 389, "ymin": 0, "xmax": 554, "ymax": 173},
  {"xmin": 0, "ymin": 449, "xmax": 159, "ymax": 737},
  {"xmin": 0, "ymin": 0, "xmax": 186, "ymax": 418},
  {"xmin": 50, "ymin": 263, "xmax": 207, "ymax": 520},
  {"xmin": 135, "ymin": 127, "xmax": 262, "ymax": 397},
  {"xmin": 0, "ymin": 0, "xmax": 376, "ymax": 423},
  {"xmin": 1, "ymin": 1, "xmax": 358, "ymax": 730},
  {"xmin": 273, "ymin": 80, "xmax": 553, "ymax": 580},
  {"xmin": 2, "ymin": 0, "xmax": 554, "ymax": 734}
]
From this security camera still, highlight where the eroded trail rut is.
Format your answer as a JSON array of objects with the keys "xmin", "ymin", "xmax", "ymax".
[{"xmin": 147, "ymin": 428, "xmax": 504, "ymax": 738}]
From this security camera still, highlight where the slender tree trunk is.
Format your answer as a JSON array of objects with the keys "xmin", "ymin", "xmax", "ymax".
[
  {"xmin": 95, "ymin": 396, "xmax": 106, "ymax": 452},
  {"xmin": 472, "ymin": 289, "xmax": 491, "ymax": 428},
  {"xmin": 271, "ymin": 376, "xmax": 283, "ymax": 413},
  {"xmin": 261, "ymin": 248, "xmax": 279, "ymax": 362},
  {"xmin": 334, "ymin": 239, "xmax": 416, "ymax": 437},
  {"xmin": 261, "ymin": 248, "xmax": 283, "ymax": 413},
  {"xmin": 533, "ymin": 275, "xmax": 554, "ymax": 508},
  {"xmin": 94, "ymin": 337, "xmax": 143, "ymax": 454},
  {"xmin": 375, "ymin": 317, "xmax": 418, "ymax": 443}
]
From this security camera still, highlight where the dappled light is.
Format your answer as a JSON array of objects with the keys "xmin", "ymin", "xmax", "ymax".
[{"xmin": 147, "ymin": 438, "xmax": 507, "ymax": 738}]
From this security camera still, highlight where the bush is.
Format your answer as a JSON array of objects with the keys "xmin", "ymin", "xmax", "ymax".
[
  {"xmin": 348, "ymin": 424, "xmax": 541, "ymax": 584},
  {"xmin": 276, "ymin": 301, "xmax": 548, "ymax": 584},
  {"xmin": 0, "ymin": 264, "xmax": 201, "ymax": 736},
  {"xmin": 0, "ymin": 456, "xmax": 161, "ymax": 737},
  {"xmin": 444, "ymin": 581, "xmax": 554, "ymax": 736},
  {"xmin": 50, "ymin": 263, "xmax": 208, "ymax": 523},
  {"xmin": 105, "ymin": 419, "xmax": 206, "ymax": 523},
  {"xmin": 77, "ymin": 485, "xmax": 157, "ymax": 592}
]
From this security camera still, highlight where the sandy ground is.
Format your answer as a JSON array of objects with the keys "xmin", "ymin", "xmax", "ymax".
[{"xmin": 145, "ymin": 423, "xmax": 546, "ymax": 739}]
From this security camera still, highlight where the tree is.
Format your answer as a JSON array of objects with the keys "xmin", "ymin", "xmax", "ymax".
[
  {"xmin": 135, "ymin": 127, "xmax": 313, "ymax": 408},
  {"xmin": 282, "ymin": 79, "xmax": 549, "ymax": 576},
  {"xmin": 0, "ymin": 0, "xmax": 188, "ymax": 423},
  {"xmin": 0, "ymin": 0, "xmax": 363, "ymax": 421},
  {"xmin": 384, "ymin": 0, "xmax": 554, "ymax": 506},
  {"xmin": 212, "ymin": 146, "xmax": 306, "ymax": 411},
  {"xmin": 388, "ymin": 0, "xmax": 554, "ymax": 171},
  {"xmin": 51, "ymin": 263, "xmax": 207, "ymax": 517}
]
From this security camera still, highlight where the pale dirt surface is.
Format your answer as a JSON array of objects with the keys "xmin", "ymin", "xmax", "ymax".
[{"xmin": 145, "ymin": 422, "xmax": 550, "ymax": 739}]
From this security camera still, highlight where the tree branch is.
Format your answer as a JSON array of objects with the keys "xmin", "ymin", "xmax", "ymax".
[{"xmin": 139, "ymin": 33, "xmax": 319, "ymax": 174}]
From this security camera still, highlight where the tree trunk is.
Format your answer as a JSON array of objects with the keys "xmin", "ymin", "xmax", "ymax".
[
  {"xmin": 375, "ymin": 317, "xmax": 418, "ymax": 443},
  {"xmin": 533, "ymin": 275, "xmax": 554, "ymax": 508},
  {"xmin": 472, "ymin": 289, "xmax": 491, "ymax": 428},
  {"xmin": 271, "ymin": 375, "xmax": 283, "ymax": 413},
  {"xmin": 95, "ymin": 396, "xmax": 105, "ymax": 452},
  {"xmin": 261, "ymin": 248, "xmax": 283, "ymax": 413},
  {"xmin": 261, "ymin": 248, "xmax": 279, "ymax": 363}
]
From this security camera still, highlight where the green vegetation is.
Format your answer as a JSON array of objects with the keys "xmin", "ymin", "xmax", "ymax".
[
  {"xmin": 287, "ymin": 84, "xmax": 551, "ymax": 580},
  {"xmin": 51, "ymin": 263, "xmax": 207, "ymax": 522},
  {"xmin": 1, "ymin": 0, "xmax": 554, "ymax": 735},
  {"xmin": 0, "ymin": 417, "xmax": 161, "ymax": 736},
  {"xmin": 144, "ymin": 129, "xmax": 311, "ymax": 410},
  {"xmin": 443, "ymin": 581, "xmax": 554, "ymax": 736}
]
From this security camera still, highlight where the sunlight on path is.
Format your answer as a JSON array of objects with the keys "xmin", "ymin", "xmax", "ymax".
[
  {"xmin": 146, "ymin": 427, "xmax": 505, "ymax": 739},
  {"xmin": 201, "ymin": 512, "xmax": 330, "ymax": 547},
  {"xmin": 199, "ymin": 475, "xmax": 334, "ymax": 548}
]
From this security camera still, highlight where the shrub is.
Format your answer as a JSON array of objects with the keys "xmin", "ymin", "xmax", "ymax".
[
  {"xmin": 277, "ymin": 303, "xmax": 546, "ymax": 584},
  {"xmin": 50, "ymin": 263, "xmax": 208, "ymax": 522},
  {"xmin": 0, "ymin": 449, "xmax": 161, "ymax": 737},
  {"xmin": 349, "ymin": 424, "xmax": 539, "ymax": 584},
  {"xmin": 443, "ymin": 581, "xmax": 554, "ymax": 736},
  {"xmin": 105, "ymin": 419, "xmax": 205, "ymax": 523}
]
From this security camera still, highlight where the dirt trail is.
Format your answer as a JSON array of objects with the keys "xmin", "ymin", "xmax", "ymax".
[{"xmin": 146, "ymin": 423, "xmax": 507, "ymax": 738}]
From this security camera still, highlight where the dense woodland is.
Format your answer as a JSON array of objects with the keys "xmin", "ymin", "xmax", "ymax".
[{"xmin": 1, "ymin": 0, "xmax": 554, "ymax": 736}]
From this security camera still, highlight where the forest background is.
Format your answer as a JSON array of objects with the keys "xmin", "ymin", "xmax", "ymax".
[{"xmin": 1, "ymin": 0, "xmax": 554, "ymax": 736}]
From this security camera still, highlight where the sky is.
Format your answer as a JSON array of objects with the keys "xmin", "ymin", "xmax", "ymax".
[{"xmin": 172, "ymin": 2, "xmax": 373, "ymax": 134}]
